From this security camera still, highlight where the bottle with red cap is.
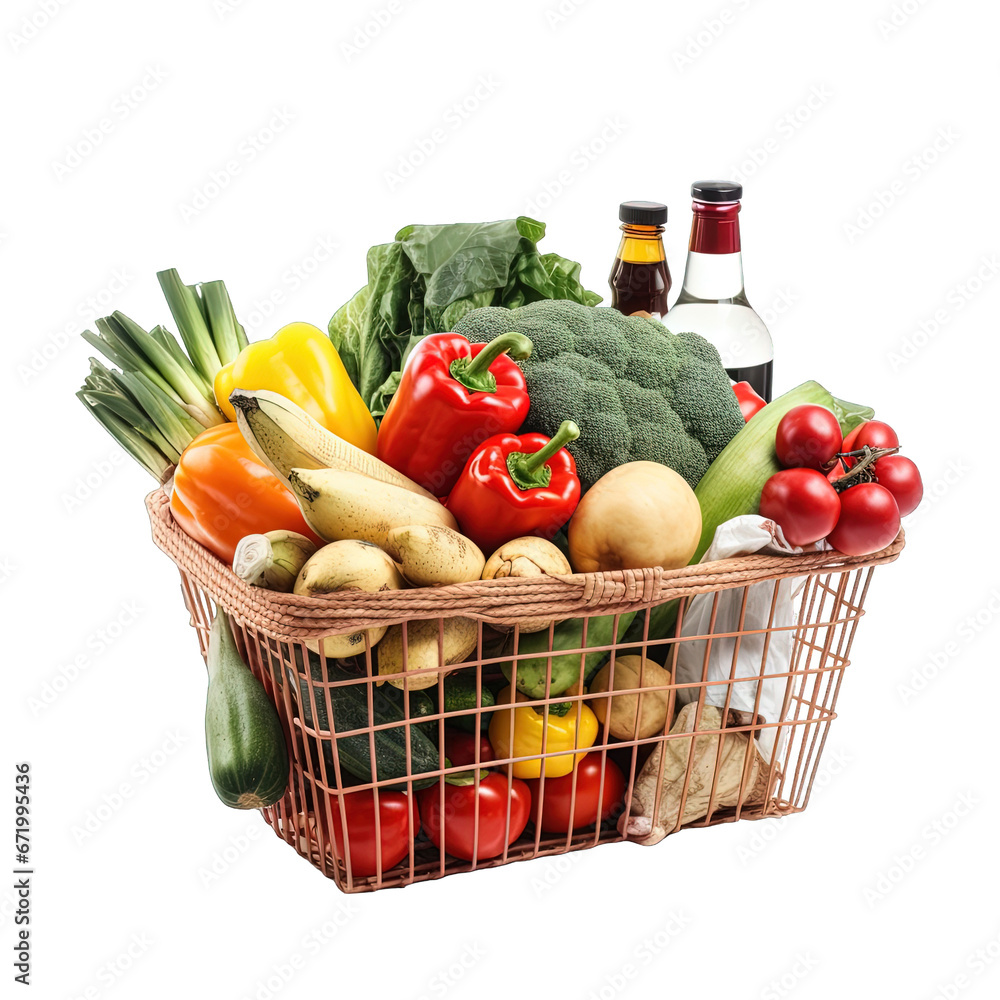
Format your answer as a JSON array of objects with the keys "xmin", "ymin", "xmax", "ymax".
[{"xmin": 667, "ymin": 180, "xmax": 774, "ymax": 401}]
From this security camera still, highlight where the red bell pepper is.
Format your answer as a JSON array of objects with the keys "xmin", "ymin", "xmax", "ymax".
[
  {"xmin": 376, "ymin": 332, "xmax": 533, "ymax": 495},
  {"xmin": 446, "ymin": 420, "xmax": 581, "ymax": 555},
  {"xmin": 732, "ymin": 381, "xmax": 767, "ymax": 422}
]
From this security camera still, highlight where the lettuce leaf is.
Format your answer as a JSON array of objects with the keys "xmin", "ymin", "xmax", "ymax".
[{"xmin": 328, "ymin": 217, "xmax": 600, "ymax": 419}]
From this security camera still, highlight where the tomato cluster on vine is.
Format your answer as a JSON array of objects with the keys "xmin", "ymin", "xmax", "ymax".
[{"xmin": 759, "ymin": 405, "xmax": 922, "ymax": 555}]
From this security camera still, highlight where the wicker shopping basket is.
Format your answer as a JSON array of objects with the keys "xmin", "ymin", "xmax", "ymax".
[{"xmin": 147, "ymin": 488, "xmax": 903, "ymax": 892}]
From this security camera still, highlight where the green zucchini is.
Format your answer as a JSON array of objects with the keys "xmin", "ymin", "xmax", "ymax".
[
  {"xmin": 294, "ymin": 652, "xmax": 442, "ymax": 789},
  {"xmin": 500, "ymin": 612, "xmax": 636, "ymax": 699},
  {"xmin": 205, "ymin": 614, "xmax": 289, "ymax": 809},
  {"xmin": 441, "ymin": 672, "xmax": 495, "ymax": 733}
]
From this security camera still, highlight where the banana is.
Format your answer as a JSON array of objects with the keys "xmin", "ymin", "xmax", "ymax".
[
  {"xmin": 293, "ymin": 540, "xmax": 405, "ymax": 658},
  {"xmin": 287, "ymin": 467, "xmax": 458, "ymax": 546},
  {"xmin": 384, "ymin": 524, "xmax": 485, "ymax": 587},
  {"xmin": 377, "ymin": 617, "xmax": 479, "ymax": 689},
  {"xmin": 230, "ymin": 388, "xmax": 436, "ymax": 499},
  {"xmin": 232, "ymin": 530, "xmax": 318, "ymax": 592}
]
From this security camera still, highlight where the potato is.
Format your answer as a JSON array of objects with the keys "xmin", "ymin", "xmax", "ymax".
[
  {"xmin": 590, "ymin": 655, "xmax": 672, "ymax": 741},
  {"xmin": 568, "ymin": 461, "xmax": 701, "ymax": 573},
  {"xmin": 385, "ymin": 524, "xmax": 485, "ymax": 587},
  {"xmin": 481, "ymin": 537, "xmax": 571, "ymax": 632},
  {"xmin": 377, "ymin": 617, "xmax": 478, "ymax": 690}
]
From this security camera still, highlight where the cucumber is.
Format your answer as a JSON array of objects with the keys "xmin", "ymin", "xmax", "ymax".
[
  {"xmin": 380, "ymin": 685, "xmax": 438, "ymax": 740},
  {"xmin": 293, "ymin": 650, "xmax": 441, "ymax": 789},
  {"xmin": 441, "ymin": 672, "xmax": 495, "ymax": 733},
  {"xmin": 205, "ymin": 614, "xmax": 289, "ymax": 809},
  {"xmin": 500, "ymin": 612, "xmax": 636, "ymax": 700}
]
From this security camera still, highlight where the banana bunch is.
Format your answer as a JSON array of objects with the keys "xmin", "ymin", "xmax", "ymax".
[{"xmin": 230, "ymin": 388, "xmax": 490, "ymax": 686}]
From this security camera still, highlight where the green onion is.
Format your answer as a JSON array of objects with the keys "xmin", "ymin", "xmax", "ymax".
[
  {"xmin": 157, "ymin": 268, "xmax": 222, "ymax": 383},
  {"xmin": 77, "ymin": 392, "xmax": 173, "ymax": 482},
  {"xmin": 201, "ymin": 280, "xmax": 245, "ymax": 366}
]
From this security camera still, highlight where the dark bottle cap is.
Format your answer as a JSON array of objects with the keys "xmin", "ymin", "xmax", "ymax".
[
  {"xmin": 691, "ymin": 180, "xmax": 743, "ymax": 203},
  {"xmin": 619, "ymin": 201, "xmax": 668, "ymax": 225}
]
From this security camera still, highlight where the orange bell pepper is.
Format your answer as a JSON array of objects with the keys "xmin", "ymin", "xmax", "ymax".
[{"xmin": 170, "ymin": 423, "xmax": 322, "ymax": 564}]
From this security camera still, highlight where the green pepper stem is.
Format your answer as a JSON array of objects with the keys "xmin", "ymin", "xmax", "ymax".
[
  {"xmin": 450, "ymin": 333, "xmax": 533, "ymax": 393},
  {"xmin": 506, "ymin": 420, "xmax": 580, "ymax": 491}
]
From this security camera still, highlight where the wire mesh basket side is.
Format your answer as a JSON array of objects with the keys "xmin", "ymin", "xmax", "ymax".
[{"xmin": 176, "ymin": 560, "xmax": 875, "ymax": 893}]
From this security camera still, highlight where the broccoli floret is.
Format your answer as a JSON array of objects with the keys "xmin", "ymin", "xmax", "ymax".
[{"xmin": 453, "ymin": 300, "xmax": 745, "ymax": 491}]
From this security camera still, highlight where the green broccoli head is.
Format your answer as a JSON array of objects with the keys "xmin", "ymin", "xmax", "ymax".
[{"xmin": 453, "ymin": 299, "xmax": 744, "ymax": 491}]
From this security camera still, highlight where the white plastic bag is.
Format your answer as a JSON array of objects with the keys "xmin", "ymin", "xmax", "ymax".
[{"xmin": 674, "ymin": 516, "xmax": 826, "ymax": 762}]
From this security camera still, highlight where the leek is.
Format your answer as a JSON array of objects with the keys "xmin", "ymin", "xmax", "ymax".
[{"xmin": 157, "ymin": 268, "xmax": 222, "ymax": 383}]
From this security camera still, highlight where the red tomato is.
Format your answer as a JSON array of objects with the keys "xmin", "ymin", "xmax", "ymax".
[
  {"xmin": 326, "ymin": 788, "xmax": 419, "ymax": 877},
  {"xmin": 417, "ymin": 773, "xmax": 530, "ymax": 861},
  {"xmin": 444, "ymin": 728, "xmax": 495, "ymax": 768},
  {"xmin": 775, "ymin": 405, "xmax": 843, "ymax": 470},
  {"xmin": 759, "ymin": 469, "xmax": 842, "ymax": 546},
  {"xmin": 827, "ymin": 483, "xmax": 900, "ymax": 556},
  {"xmin": 527, "ymin": 754, "xmax": 626, "ymax": 833},
  {"xmin": 853, "ymin": 420, "xmax": 899, "ymax": 452},
  {"xmin": 873, "ymin": 455, "xmax": 923, "ymax": 517}
]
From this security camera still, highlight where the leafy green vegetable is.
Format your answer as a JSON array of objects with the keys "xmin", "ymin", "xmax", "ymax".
[{"xmin": 328, "ymin": 217, "xmax": 601, "ymax": 418}]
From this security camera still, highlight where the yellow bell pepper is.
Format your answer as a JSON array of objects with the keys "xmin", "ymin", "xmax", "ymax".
[
  {"xmin": 489, "ymin": 686, "xmax": 598, "ymax": 779},
  {"xmin": 214, "ymin": 322, "xmax": 377, "ymax": 453}
]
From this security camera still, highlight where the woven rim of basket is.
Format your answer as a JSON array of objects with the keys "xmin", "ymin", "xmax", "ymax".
[{"xmin": 145, "ymin": 488, "xmax": 904, "ymax": 640}]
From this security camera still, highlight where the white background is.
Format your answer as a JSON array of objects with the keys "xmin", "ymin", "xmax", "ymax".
[{"xmin": 3, "ymin": 0, "xmax": 998, "ymax": 997}]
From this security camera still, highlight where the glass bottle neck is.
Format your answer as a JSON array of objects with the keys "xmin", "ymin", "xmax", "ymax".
[
  {"xmin": 679, "ymin": 200, "xmax": 745, "ymax": 301},
  {"xmin": 616, "ymin": 223, "xmax": 666, "ymax": 263}
]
